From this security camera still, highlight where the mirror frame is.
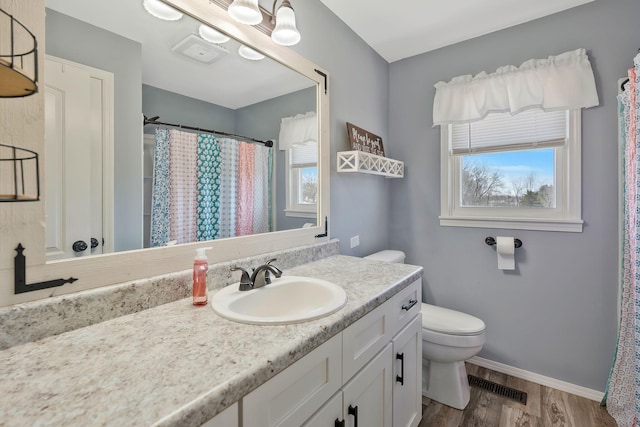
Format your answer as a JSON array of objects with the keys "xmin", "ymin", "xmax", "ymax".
[{"xmin": 0, "ymin": 0, "xmax": 329, "ymax": 306}]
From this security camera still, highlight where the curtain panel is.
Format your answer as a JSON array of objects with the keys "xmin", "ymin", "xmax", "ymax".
[
  {"xmin": 278, "ymin": 111, "xmax": 318, "ymax": 150},
  {"xmin": 605, "ymin": 55, "xmax": 640, "ymax": 427},
  {"xmin": 432, "ymin": 49, "xmax": 599, "ymax": 126}
]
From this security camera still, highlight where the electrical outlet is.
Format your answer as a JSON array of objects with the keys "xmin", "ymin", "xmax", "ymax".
[{"xmin": 350, "ymin": 235, "xmax": 360, "ymax": 248}]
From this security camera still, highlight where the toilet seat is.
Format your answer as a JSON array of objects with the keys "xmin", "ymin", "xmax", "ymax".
[{"xmin": 422, "ymin": 303, "xmax": 485, "ymax": 336}]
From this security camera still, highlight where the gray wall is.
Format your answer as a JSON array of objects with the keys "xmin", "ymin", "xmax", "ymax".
[
  {"xmin": 290, "ymin": 1, "xmax": 391, "ymax": 256},
  {"xmin": 142, "ymin": 84, "xmax": 236, "ymax": 134},
  {"xmin": 46, "ymin": 9, "xmax": 143, "ymax": 252},
  {"xmin": 388, "ymin": 0, "xmax": 639, "ymax": 391}
]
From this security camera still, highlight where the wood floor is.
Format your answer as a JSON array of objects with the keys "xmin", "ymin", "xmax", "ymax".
[{"xmin": 418, "ymin": 363, "xmax": 617, "ymax": 427}]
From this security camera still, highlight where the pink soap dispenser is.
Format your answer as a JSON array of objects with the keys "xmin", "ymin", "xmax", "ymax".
[{"xmin": 193, "ymin": 247, "xmax": 211, "ymax": 306}]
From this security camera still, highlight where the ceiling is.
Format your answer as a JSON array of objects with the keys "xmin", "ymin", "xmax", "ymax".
[
  {"xmin": 44, "ymin": 0, "xmax": 596, "ymax": 108},
  {"xmin": 45, "ymin": 0, "xmax": 314, "ymax": 109},
  {"xmin": 318, "ymin": 0, "xmax": 595, "ymax": 63}
]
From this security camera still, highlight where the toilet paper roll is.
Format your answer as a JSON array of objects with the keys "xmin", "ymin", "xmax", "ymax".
[{"xmin": 496, "ymin": 236, "xmax": 515, "ymax": 270}]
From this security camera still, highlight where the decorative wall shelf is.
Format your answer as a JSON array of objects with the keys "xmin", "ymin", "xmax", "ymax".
[
  {"xmin": 0, "ymin": 8, "xmax": 38, "ymax": 98},
  {"xmin": 337, "ymin": 151, "xmax": 404, "ymax": 178},
  {"xmin": 0, "ymin": 143, "xmax": 40, "ymax": 202}
]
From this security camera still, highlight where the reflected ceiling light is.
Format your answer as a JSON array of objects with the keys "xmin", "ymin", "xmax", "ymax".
[
  {"xmin": 238, "ymin": 45, "xmax": 265, "ymax": 61},
  {"xmin": 228, "ymin": 0, "xmax": 262, "ymax": 26},
  {"xmin": 198, "ymin": 24, "xmax": 231, "ymax": 44},
  {"xmin": 143, "ymin": 0, "xmax": 183, "ymax": 21},
  {"xmin": 271, "ymin": 0, "xmax": 300, "ymax": 46}
]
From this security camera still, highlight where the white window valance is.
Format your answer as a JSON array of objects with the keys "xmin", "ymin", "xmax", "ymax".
[
  {"xmin": 432, "ymin": 48, "xmax": 599, "ymax": 126},
  {"xmin": 278, "ymin": 111, "xmax": 317, "ymax": 151}
]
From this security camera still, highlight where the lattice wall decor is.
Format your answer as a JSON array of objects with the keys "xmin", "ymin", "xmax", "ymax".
[{"xmin": 337, "ymin": 151, "xmax": 404, "ymax": 178}]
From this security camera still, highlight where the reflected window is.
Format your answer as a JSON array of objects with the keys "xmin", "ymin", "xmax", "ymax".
[{"xmin": 286, "ymin": 142, "xmax": 317, "ymax": 217}]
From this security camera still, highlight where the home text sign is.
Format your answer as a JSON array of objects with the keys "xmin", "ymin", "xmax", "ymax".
[{"xmin": 347, "ymin": 122, "xmax": 385, "ymax": 157}]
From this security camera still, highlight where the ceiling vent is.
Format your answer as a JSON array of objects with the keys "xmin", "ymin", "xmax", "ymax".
[{"xmin": 171, "ymin": 34, "xmax": 229, "ymax": 64}]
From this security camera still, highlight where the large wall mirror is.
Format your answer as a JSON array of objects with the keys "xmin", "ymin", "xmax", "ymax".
[{"xmin": 0, "ymin": 0, "xmax": 329, "ymax": 305}]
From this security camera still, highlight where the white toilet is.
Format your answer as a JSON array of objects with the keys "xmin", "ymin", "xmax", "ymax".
[{"xmin": 363, "ymin": 250, "xmax": 486, "ymax": 410}]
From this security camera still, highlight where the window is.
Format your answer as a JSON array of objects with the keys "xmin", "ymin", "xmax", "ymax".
[
  {"xmin": 285, "ymin": 141, "xmax": 317, "ymax": 218},
  {"xmin": 440, "ymin": 109, "xmax": 582, "ymax": 232}
]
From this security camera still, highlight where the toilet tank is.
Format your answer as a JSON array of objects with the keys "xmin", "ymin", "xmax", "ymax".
[{"xmin": 364, "ymin": 250, "xmax": 406, "ymax": 264}]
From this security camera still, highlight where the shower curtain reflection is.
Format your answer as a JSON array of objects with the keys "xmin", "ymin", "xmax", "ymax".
[{"xmin": 149, "ymin": 128, "xmax": 273, "ymax": 247}]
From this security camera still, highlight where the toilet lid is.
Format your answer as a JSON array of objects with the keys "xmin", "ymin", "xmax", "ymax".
[{"xmin": 422, "ymin": 303, "xmax": 485, "ymax": 335}]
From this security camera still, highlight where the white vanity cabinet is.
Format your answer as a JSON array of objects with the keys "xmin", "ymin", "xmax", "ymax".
[
  {"xmin": 241, "ymin": 279, "xmax": 422, "ymax": 427},
  {"xmin": 304, "ymin": 344, "xmax": 393, "ymax": 427},
  {"xmin": 390, "ymin": 280, "xmax": 422, "ymax": 427},
  {"xmin": 242, "ymin": 333, "xmax": 343, "ymax": 427}
]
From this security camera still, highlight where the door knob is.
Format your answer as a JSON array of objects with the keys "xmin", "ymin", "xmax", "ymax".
[
  {"xmin": 72, "ymin": 240, "xmax": 88, "ymax": 252},
  {"xmin": 91, "ymin": 238, "xmax": 99, "ymax": 249}
]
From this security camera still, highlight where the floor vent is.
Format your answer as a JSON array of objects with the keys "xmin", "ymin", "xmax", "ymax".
[{"xmin": 467, "ymin": 374, "xmax": 528, "ymax": 405}]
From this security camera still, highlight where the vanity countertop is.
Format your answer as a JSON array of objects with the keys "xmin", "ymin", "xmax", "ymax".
[{"xmin": 0, "ymin": 255, "xmax": 422, "ymax": 426}]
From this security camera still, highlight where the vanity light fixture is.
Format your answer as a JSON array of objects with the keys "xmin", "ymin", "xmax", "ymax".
[
  {"xmin": 221, "ymin": 0, "xmax": 301, "ymax": 46},
  {"xmin": 238, "ymin": 44, "xmax": 265, "ymax": 61},
  {"xmin": 143, "ymin": 0, "xmax": 183, "ymax": 21},
  {"xmin": 270, "ymin": 0, "xmax": 300, "ymax": 46},
  {"xmin": 198, "ymin": 24, "xmax": 231, "ymax": 44}
]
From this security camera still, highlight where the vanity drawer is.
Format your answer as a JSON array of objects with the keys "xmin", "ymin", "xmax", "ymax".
[
  {"xmin": 242, "ymin": 333, "xmax": 342, "ymax": 427},
  {"xmin": 391, "ymin": 279, "xmax": 421, "ymax": 333},
  {"xmin": 342, "ymin": 300, "xmax": 393, "ymax": 381}
]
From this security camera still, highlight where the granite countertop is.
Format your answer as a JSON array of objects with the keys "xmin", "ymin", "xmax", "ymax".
[{"xmin": 0, "ymin": 255, "xmax": 422, "ymax": 426}]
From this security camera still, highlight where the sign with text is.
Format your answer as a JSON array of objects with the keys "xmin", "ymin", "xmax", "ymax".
[{"xmin": 347, "ymin": 122, "xmax": 385, "ymax": 157}]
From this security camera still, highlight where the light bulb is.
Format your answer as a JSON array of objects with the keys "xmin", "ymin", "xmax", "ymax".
[
  {"xmin": 198, "ymin": 24, "xmax": 230, "ymax": 44},
  {"xmin": 228, "ymin": 0, "xmax": 262, "ymax": 26},
  {"xmin": 142, "ymin": 0, "xmax": 183, "ymax": 21},
  {"xmin": 271, "ymin": 3, "xmax": 300, "ymax": 46},
  {"xmin": 238, "ymin": 45, "xmax": 265, "ymax": 61}
]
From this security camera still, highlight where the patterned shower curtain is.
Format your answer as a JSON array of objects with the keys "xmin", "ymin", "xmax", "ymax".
[
  {"xmin": 236, "ymin": 142, "xmax": 255, "ymax": 237},
  {"xmin": 150, "ymin": 128, "xmax": 170, "ymax": 247},
  {"xmin": 149, "ymin": 130, "xmax": 272, "ymax": 246},
  {"xmin": 197, "ymin": 134, "xmax": 221, "ymax": 241},
  {"xmin": 605, "ymin": 54, "xmax": 640, "ymax": 426},
  {"xmin": 169, "ymin": 129, "xmax": 198, "ymax": 244}
]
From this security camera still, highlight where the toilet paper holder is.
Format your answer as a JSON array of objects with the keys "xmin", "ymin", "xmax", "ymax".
[{"xmin": 485, "ymin": 236, "xmax": 522, "ymax": 248}]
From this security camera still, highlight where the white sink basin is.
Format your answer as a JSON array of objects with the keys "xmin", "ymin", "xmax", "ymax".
[{"xmin": 211, "ymin": 276, "xmax": 347, "ymax": 325}]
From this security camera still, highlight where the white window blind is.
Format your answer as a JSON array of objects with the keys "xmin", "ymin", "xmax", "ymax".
[
  {"xmin": 451, "ymin": 109, "xmax": 568, "ymax": 155},
  {"xmin": 291, "ymin": 141, "xmax": 317, "ymax": 166}
]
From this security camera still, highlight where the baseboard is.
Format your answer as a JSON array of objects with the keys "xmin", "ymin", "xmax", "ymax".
[{"xmin": 468, "ymin": 356, "xmax": 604, "ymax": 402}]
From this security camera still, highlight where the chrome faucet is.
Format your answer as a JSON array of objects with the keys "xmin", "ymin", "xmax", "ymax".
[{"xmin": 230, "ymin": 258, "xmax": 283, "ymax": 291}]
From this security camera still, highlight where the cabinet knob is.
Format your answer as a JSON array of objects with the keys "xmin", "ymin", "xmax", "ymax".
[{"xmin": 72, "ymin": 240, "xmax": 88, "ymax": 253}]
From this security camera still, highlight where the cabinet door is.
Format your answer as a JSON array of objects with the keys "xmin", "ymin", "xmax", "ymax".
[
  {"xmin": 302, "ymin": 391, "xmax": 344, "ymax": 427},
  {"xmin": 343, "ymin": 302, "xmax": 392, "ymax": 382},
  {"xmin": 201, "ymin": 402, "xmax": 238, "ymax": 427},
  {"xmin": 342, "ymin": 344, "xmax": 392, "ymax": 427},
  {"xmin": 392, "ymin": 315, "xmax": 422, "ymax": 427},
  {"xmin": 243, "ymin": 334, "xmax": 342, "ymax": 427}
]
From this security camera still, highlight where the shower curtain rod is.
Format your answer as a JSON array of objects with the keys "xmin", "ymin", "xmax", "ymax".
[{"xmin": 143, "ymin": 115, "xmax": 274, "ymax": 147}]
